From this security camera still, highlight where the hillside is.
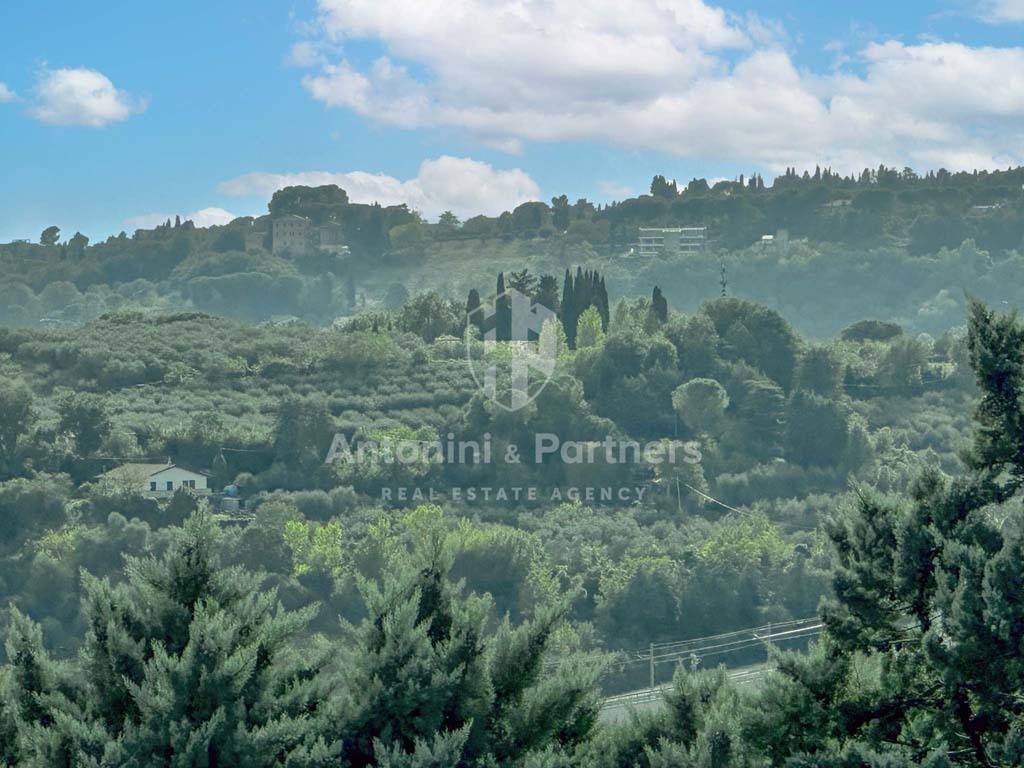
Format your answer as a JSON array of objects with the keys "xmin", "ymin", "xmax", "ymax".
[{"xmin": 4, "ymin": 165, "xmax": 1024, "ymax": 336}]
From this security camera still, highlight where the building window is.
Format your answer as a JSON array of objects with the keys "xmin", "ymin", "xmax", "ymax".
[
  {"xmin": 166, "ymin": 481, "xmax": 174, "ymax": 491},
  {"xmin": 150, "ymin": 482, "xmax": 157, "ymax": 491}
]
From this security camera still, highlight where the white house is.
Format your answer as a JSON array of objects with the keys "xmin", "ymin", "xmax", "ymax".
[{"xmin": 98, "ymin": 463, "xmax": 211, "ymax": 498}]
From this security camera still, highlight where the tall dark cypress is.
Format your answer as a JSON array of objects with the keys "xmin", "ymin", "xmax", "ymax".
[
  {"xmin": 466, "ymin": 288, "xmax": 482, "ymax": 332},
  {"xmin": 652, "ymin": 285, "xmax": 668, "ymax": 324},
  {"xmin": 560, "ymin": 268, "xmax": 577, "ymax": 347},
  {"xmin": 574, "ymin": 267, "xmax": 588, "ymax": 330},
  {"xmin": 496, "ymin": 272, "xmax": 512, "ymax": 341},
  {"xmin": 598, "ymin": 275, "xmax": 609, "ymax": 330}
]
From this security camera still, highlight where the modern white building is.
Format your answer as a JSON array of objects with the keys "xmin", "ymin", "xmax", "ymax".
[
  {"xmin": 636, "ymin": 227, "xmax": 706, "ymax": 257},
  {"xmin": 98, "ymin": 463, "xmax": 211, "ymax": 498}
]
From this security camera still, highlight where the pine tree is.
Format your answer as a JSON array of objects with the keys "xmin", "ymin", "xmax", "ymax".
[
  {"xmin": 0, "ymin": 607, "xmax": 107, "ymax": 766},
  {"xmin": 331, "ymin": 516, "xmax": 601, "ymax": 767},
  {"xmin": 97, "ymin": 512, "xmax": 331, "ymax": 765},
  {"xmin": 535, "ymin": 274, "xmax": 560, "ymax": 314},
  {"xmin": 0, "ymin": 512, "xmax": 334, "ymax": 766},
  {"xmin": 778, "ymin": 299, "xmax": 1024, "ymax": 764}
]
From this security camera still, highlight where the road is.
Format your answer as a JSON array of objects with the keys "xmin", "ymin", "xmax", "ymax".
[{"xmin": 598, "ymin": 663, "xmax": 772, "ymax": 723}]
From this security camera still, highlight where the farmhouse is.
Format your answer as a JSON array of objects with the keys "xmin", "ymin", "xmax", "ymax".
[
  {"xmin": 98, "ymin": 463, "xmax": 211, "ymax": 498},
  {"xmin": 272, "ymin": 214, "xmax": 311, "ymax": 254}
]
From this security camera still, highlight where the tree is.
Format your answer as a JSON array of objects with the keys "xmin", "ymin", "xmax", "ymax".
[
  {"xmin": 437, "ymin": 210, "xmax": 461, "ymax": 228},
  {"xmin": 650, "ymin": 175, "xmax": 678, "ymax": 199},
  {"xmin": 673, "ymin": 378, "xmax": 729, "ymax": 436},
  {"xmin": 0, "ymin": 512, "xmax": 334, "ymax": 765},
  {"xmin": 551, "ymin": 195, "xmax": 570, "ymax": 232},
  {"xmin": 877, "ymin": 336, "xmax": 929, "ymax": 394},
  {"xmin": 465, "ymin": 288, "xmax": 482, "ymax": 332},
  {"xmin": 67, "ymin": 231, "xmax": 89, "ymax": 258},
  {"xmin": 576, "ymin": 306, "xmax": 605, "ymax": 349},
  {"xmin": 0, "ymin": 382, "xmax": 33, "ymax": 466},
  {"xmin": 273, "ymin": 396, "xmax": 333, "ymax": 470},
  {"xmin": 703, "ymin": 298, "xmax": 800, "ymax": 391},
  {"xmin": 0, "ymin": 607, "xmax": 96, "ymax": 765},
  {"xmin": 508, "ymin": 269, "xmax": 538, "ymax": 298},
  {"xmin": 496, "ymin": 272, "xmax": 512, "ymax": 341},
  {"xmin": 268, "ymin": 184, "xmax": 350, "ymax": 222},
  {"xmin": 538, "ymin": 316, "xmax": 568, "ymax": 360},
  {"xmin": 535, "ymin": 274, "xmax": 560, "ymax": 313},
  {"xmin": 57, "ymin": 393, "xmax": 111, "ymax": 456},
  {"xmin": 397, "ymin": 291, "xmax": 461, "ymax": 342},
  {"xmin": 783, "ymin": 390, "xmax": 851, "ymax": 467},
  {"xmin": 346, "ymin": 275, "xmax": 357, "ymax": 308},
  {"xmin": 334, "ymin": 509, "xmax": 601, "ymax": 766},
  {"xmin": 39, "ymin": 226, "xmax": 61, "ymax": 246},
  {"xmin": 85, "ymin": 511, "xmax": 332, "ymax": 764},
  {"xmin": 764, "ymin": 299, "xmax": 1024, "ymax": 765},
  {"xmin": 735, "ymin": 377, "xmax": 785, "ymax": 460},
  {"xmin": 384, "ymin": 282, "xmax": 410, "ymax": 309},
  {"xmin": 560, "ymin": 269, "xmax": 577, "ymax": 347},
  {"xmin": 651, "ymin": 286, "xmax": 668, "ymax": 325},
  {"xmin": 793, "ymin": 345, "xmax": 844, "ymax": 397}
]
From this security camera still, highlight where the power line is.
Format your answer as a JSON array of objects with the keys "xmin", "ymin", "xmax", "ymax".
[
  {"xmin": 544, "ymin": 615, "xmax": 821, "ymax": 671},
  {"xmin": 681, "ymin": 482, "xmax": 750, "ymax": 516}
]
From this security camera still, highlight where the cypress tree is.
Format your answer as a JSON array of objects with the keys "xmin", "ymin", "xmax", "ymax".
[
  {"xmin": 560, "ymin": 269, "xmax": 577, "ymax": 347},
  {"xmin": 465, "ymin": 288, "xmax": 482, "ymax": 333},
  {"xmin": 597, "ymin": 275, "xmax": 609, "ymax": 330},
  {"xmin": 496, "ymin": 273, "xmax": 512, "ymax": 341},
  {"xmin": 652, "ymin": 286, "xmax": 668, "ymax": 325},
  {"xmin": 573, "ymin": 268, "xmax": 589, "ymax": 341}
]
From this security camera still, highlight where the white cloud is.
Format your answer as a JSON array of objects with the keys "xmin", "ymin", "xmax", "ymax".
[
  {"xmin": 218, "ymin": 156, "xmax": 540, "ymax": 219},
  {"xmin": 293, "ymin": 0, "xmax": 1024, "ymax": 172},
  {"xmin": 31, "ymin": 67, "xmax": 146, "ymax": 127},
  {"xmin": 125, "ymin": 207, "xmax": 238, "ymax": 231},
  {"xmin": 598, "ymin": 181, "xmax": 634, "ymax": 199},
  {"xmin": 979, "ymin": 0, "xmax": 1024, "ymax": 22},
  {"xmin": 0, "ymin": 83, "xmax": 14, "ymax": 103}
]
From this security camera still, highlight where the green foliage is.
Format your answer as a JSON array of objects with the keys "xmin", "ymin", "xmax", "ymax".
[
  {"xmin": 58, "ymin": 393, "xmax": 111, "ymax": 457},
  {"xmin": 575, "ymin": 307, "xmax": 605, "ymax": 349},
  {"xmin": 334, "ymin": 531, "xmax": 602, "ymax": 766},
  {"xmin": 794, "ymin": 346, "xmax": 844, "ymax": 397},
  {"xmin": 39, "ymin": 226, "xmax": 60, "ymax": 247},
  {"xmin": 0, "ymin": 381, "xmax": 33, "ymax": 468},
  {"xmin": 673, "ymin": 378, "xmax": 729, "ymax": 436}
]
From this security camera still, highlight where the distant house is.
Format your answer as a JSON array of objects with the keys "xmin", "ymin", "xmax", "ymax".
[
  {"xmin": 318, "ymin": 221, "xmax": 345, "ymax": 248},
  {"xmin": 98, "ymin": 463, "xmax": 211, "ymax": 498},
  {"xmin": 272, "ymin": 214, "xmax": 311, "ymax": 254}
]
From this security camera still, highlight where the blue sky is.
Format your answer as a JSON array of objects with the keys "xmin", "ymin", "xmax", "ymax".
[{"xmin": 2, "ymin": 0, "xmax": 1023, "ymax": 242}]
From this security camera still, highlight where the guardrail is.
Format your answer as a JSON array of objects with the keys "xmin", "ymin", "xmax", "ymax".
[{"xmin": 600, "ymin": 664, "xmax": 772, "ymax": 712}]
